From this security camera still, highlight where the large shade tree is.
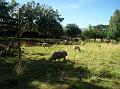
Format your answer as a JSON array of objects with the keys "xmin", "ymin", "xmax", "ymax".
[
  {"xmin": 109, "ymin": 9, "xmax": 120, "ymax": 43},
  {"xmin": 0, "ymin": 0, "xmax": 19, "ymax": 37},
  {"xmin": 65, "ymin": 23, "xmax": 81, "ymax": 38},
  {"xmin": 18, "ymin": 1, "xmax": 64, "ymax": 38},
  {"xmin": 35, "ymin": 4, "xmax": 64, "ymax": 38},
  {"xmin": 0, "ymin": 0, "xmax": 64, "ymax": 38}
]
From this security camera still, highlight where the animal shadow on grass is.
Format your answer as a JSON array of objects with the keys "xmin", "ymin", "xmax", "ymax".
[
  {"xmin": 20, "ymin": 58, "xmax": 108, "ymax": 89},
  {"xmin": 0, "ymin": 58, "xmax": 109, "ymax": 89}
]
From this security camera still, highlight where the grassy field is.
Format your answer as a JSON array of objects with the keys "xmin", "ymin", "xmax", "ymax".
[{"xmin": 0, "ymin": 42, "xmax": 120, "ymax": 89}]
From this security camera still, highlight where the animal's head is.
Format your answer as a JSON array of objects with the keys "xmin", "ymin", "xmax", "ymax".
[{"xmin": 62, "ymin": 51, "xmax": 67, "ymax": 56}]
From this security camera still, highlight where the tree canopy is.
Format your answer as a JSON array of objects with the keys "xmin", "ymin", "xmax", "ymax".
[
  {"xmin": 65, "ymin": 23, "xmax": 81, "ymax": 38},
  {"xmin": 0, "ymin": 0, "xmax": 64, "ymax": 38},
  {"xmin": 82, "ymin": 24, "xmax": 108, "ymax": 41},
  {"xmin": 109, "ymin": 9, "xmax": 120, "ymax": 43}
]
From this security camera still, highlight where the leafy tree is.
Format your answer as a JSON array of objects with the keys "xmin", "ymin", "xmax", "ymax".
[
  {"xmin": 35, "ymin": 4, "xmax": 64, "ymax": 38},
  {"xmin": 65, "ymin": 23, "xmax": 81, "ymax": 38},
  {"xmin": 82, "ymin": 24, "xmax": 98, "ymax": 41},
  {"xmin": 0, "ymin": 0, "xmax": 19, "ymax": 37},
  {"xmin": 19, "ymin": 1, "xmax": 64, "ymax": 38},
  {"xmin": 9, "ymin": 0, "xmax": 19, "ymax": 18},
  {"xmin": 82, "ymin": 29, "xmax": 92, "ymax": 39},
  {"xmin": 0, "ymin": 0, "xmax": 64, "ymax": 38},
  {"xmin": 109, "ymin": 9, "xmax": 120, "ymax": 43},
  {"xmin": 0, "ymin": 0, "xmax": 19, "ymax": 18},
  {"xmin": 94, "ymin": 25, "xmax": 108, "ymax": 42},
  {"xmin": 82, "ymin": 24, "xmax": 108, "ymax": 42},
  {"xmin": 0, "ymin": 0, "xmax": 9, "ymax": 17},
  {"xmin": 19, "ymin": 1, "xmax": 37, "ymax": 32}
]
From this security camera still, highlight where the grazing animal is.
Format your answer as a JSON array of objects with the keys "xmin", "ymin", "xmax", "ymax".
[
  {"xmin": 49, "ymin": 51, "xmax": 68, "ymax": 61},
  {"xmin": 42, "ymin": 43, "xmax": 51, "ymax": 48},
  {"xmin": 73, "ymin": 45, "xmax": 81, "ymax": 52},
  {"xmin": 64, "ymin": 40, "xmax": 67, "ymax": 43},
  {"xmin": 63, "ymin": 39, "xmax": 68, "ymax": 45},
  {"xmin": 75, "ymin": 38, "xmax": 79, "ymax": 42},
  {"xmin": 81, "ymin": 42, "xmax": 85, "ymax": 45}
]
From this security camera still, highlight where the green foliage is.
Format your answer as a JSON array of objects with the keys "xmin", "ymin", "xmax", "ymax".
[
  {"xmin": 0, "ymin": 0, "xmax": 19, "ymax": 37},
  {"xmin": 65, "ymin": 23, "xmax": 81, "ymax": 38},
  {"xmin": 0, "ymin": 42, "xmax": 120, "ymax": 89},
  {"xmin": 82, "ymin": 24, "xmax": 108, "ymax": 41},
  {"xmin": 19, "ymin": 1, "xmax": 64, "ymax": 38},
  {"xmin": 0, "ymin": 0, "xmax": 64, "ymax": 38},
  {"xmin": 0, "ymin": 0, "xmax": 9, "ymax": 17},
  {"xmin": 0, "ymin": 0, "xmax": 18, "ymax": 17},
  {"xmin": 109, "ymin": 9, "xmax": 120, "ymax": 42}
]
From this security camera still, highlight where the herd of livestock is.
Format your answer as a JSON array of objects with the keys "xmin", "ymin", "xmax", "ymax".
[
  {"xmin": 0, "ymin": 39, "xmax": 85, "ymax": 61},
  {"xmin": 41, "ymin": 41, "xmax": 85, "ymax": 61}
]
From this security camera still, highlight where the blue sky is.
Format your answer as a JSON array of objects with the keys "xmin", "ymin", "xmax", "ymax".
[{"xmin": 7, "ymin": 0, "xmax": 120, "ymax": 28}]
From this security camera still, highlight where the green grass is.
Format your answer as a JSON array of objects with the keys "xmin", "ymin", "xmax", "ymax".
[{"xmin": 0, "ymin": 42, "xmax": 120, "ymax": 89}]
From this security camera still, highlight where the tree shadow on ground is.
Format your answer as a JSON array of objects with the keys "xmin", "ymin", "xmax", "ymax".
[
  {"xmin": 20, "ymin": 58, "xmax": 109, "ymax": 89},
  {"xmin": 0, "ymin": 57, "xmax": 109, "ymax": 89},
  {"xmin": 0, "ymin": 57, "xmax": 18, "ymax": 89},
  {"xmin": 68, "ymin": 81, "xmax": 109, "ymax": 89}
]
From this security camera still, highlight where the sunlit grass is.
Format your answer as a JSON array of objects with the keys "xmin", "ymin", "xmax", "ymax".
[
  {"xmin": 1, "ymin": 42, "xmax": 120, "ymax": 89},
  {"xmin": 20, "ymin": 42, "xmax": 120, "ymax": 89}
]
